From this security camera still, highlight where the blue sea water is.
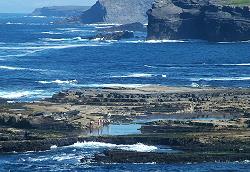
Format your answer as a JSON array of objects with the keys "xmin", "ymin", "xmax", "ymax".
[
  {"xmin": 0, "ymin": 14, "xmax": 250, "ymax": 171},
  {"xmin": 0, "ymin": 14, "xmax": 250, "ymax": 101}
]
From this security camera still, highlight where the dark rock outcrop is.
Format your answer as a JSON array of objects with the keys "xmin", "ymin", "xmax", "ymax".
[
  {"xmin": 88, "ymin": 31, "xmax": 134, "ymax": 40},
  {"xmin": 93, "ymin": 150, "xmax": 250, "ymax": 163},
  {"xmin": 99, "ymin": 22, "xmax": 147, "ymax": 32},
  {"xmin": 80, "ymin": 0, "xmax": 154, "ymax": 24},
  {"xmin": 147, "ymin": 0, "xmax": 250, "ymax": 42},
  {"xmin": 31, "ymin": 6, "xmax": 90, "ymax": 17},
  {"xmin": 0, "ymin": 98, "xmax": 7, "ymax": 104}
]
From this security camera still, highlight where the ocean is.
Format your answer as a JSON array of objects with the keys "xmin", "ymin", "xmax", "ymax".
[
  {"xmin": 0, "ymin": 14, "xmax": 250, "ymax": 101},
  {"xmin": 0, "ymin": 14, "xmax": 249, "ymax": 171}
]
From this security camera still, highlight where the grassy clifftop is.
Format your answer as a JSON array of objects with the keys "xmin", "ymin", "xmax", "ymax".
[
  {"xmin": 229, "ymin": 0, "xmax": 250, "ymax": 5},
  {"xmin": 226, "ymin": 0, "xmax": 250, "ymax": 5}
]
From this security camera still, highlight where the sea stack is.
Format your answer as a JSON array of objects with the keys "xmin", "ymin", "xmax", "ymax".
[
  {"xmin": 147, "ymin": 0, "xmax": 250, "ymax": 42},
  {"xmin": 80, "ymin": 0, "xmax": 154, "ymax": 24}
]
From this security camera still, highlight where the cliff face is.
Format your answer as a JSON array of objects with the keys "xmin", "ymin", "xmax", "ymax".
[
  {"xmin": 31, "ymin": 6, "xmax": 90, "ymax": 17},
  {"xmin": 147, "ymin": 0, "xmax": 250, "ymax": 42},
  {"xmin": 80, "ymin": 0, "xmax": 154, "ymax": 24}
]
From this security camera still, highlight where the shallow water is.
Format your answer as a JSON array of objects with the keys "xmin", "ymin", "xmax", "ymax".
[{"xmin": 90, "ymin": 113, "xmax": 239, "ymax": 136}]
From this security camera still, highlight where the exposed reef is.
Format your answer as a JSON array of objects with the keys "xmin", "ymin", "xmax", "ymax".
[
  {"xmin": 147, "ymin": 0, "xmax": 250, "ymax": 42},
  {"xmin": 0, "ymin": 86, "xmax": 249, "ymax": 163}
]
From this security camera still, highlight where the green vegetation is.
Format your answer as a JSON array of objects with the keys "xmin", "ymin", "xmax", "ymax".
[{"xmin": 229, "ymin": 0, "xmax": 250, "ymax": 5}]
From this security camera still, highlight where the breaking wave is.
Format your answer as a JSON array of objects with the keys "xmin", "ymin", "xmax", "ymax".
[
  {"xmin": 41, "ymin": 31, "xmax": 62, "ymax": 35},
  {"xmin": 121, "ymin": 40, "xmax": 187, "ymax": 44},
  {"xmin": 42, "ymin": 37, "xmax": 86, "ymax": 42},
  {"xmin": 37, "ymin": 79, "xmax": 78, "ymax": 85},
  {"xmin": 0, "ymin": 44, "xmax": 102, "ymax": 51},
  {"xmin": 191, "ymin": 83, "xmax": 200, "ymax": 88},
  {"xmin": 215, "ymin": 63, "xmax": 250, "ymax": 66},
  {"xmin": 85, "ymin": 23, "xmax": 120, "ymax": 27},
  {"xmin": 0, "ymin": 65, "xmax": 46, "ymax": 72},
  {"xmin": 0, "ymin": 90, "xmax": 44, "ymax": 99},
  {"xmin": 65, "ymin": 141, "xmax": 158, "ymax": 152},
  {"xmin": 112, "ymin": 73, "xmax": 154, "ymax": 78},
  {"xmin": 144, "ymin": 63, "xmax": 250, "ymax": 69},
  {"xmin": 191, "ymin": 77, "xmax": 250, "ymax": 81},
  {"xmin": 144, "ymin": 65, "xmax": 157, "ymax": 68},
  {"xmin": 6, "ymin": 22, "xmax": 24, "ymax": 25},
  {"xmin": 29, "ymin": 16, "xmax": 47, "ymax": 18}
]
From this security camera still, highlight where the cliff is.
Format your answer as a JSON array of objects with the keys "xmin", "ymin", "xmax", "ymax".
[
  {"xmin": 80, "ymin": 0, "xmax": 154, "ymax": 24},
  {"xmin": 147, "ymin": 0, "xmax": 250, "ymax": 42},
  {"xmin": 31, "ymin": 6, "xmax": 90, "ymax": 17}
]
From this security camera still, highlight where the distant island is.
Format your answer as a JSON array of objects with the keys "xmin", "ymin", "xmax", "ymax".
[{"xmin": 31, "ymin": 6, "xmax": 90, "ymax": 17}]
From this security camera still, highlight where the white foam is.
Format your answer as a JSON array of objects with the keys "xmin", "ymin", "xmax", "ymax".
[
  {"xmin": 45, "ymin": 44, "xmax": 101, "ymax": 49},
  {"xmin": 191, "ymin": 83, "xmax": 200, "ymax": 88},
  {"xmin": 42, "ymin": 37, "xmax": 86, "ymax": 42},
  {"xmin": 121, "ymin": 39, "xmax": 186, "ymax": 44},
  {"xmin": 80, "ymin": 84, "xmax": 151, "ymax": 88},
  {"xmin": 191, "ymin": 77, "xmax": 250, "ymax": 81},
  {"xmin": 57, "ymin": 28, "xmax": 79, "ymax": 31},
  {"xmin": 65, "ymin": 29, "xmax": 96, "ymax": 33},
  {"xmin": 0, "ymin": 90, "xmax": 43, "ymax": 99},
  {"xmin": 50, "ymin": 145, "xmax": 58, "ymax": 149},
  {"xmin": 28, "ymin": 156, "xmax": 50, "ymax": 162},
  {"xmin": 95, "ymin": 26, "xmax": 113, "ymax": 29},
  {"xmin": 52, "ymin": 154, "xmax": 76, "ymax": 161},
  {"xmin": 38, "ymin": 79, "xmax": 78, "ymax": 85},
  {"xmin": 218, "ymin": 63, "xmax": 250, "ymax": 66},
  {"xmin": 146, "ymin": 40, "xmax": 186, "ymax": 43},
  {"xmin": 41, "ymin": 31, "xmax": 62, "ymax": 35},
  {"xmin": 218, "ymin": 40, "xmax": 250, "ymax": 44},
  {"xmin": 0, "ymin": 65, "xmax": 46, "ymax": 72},
  {"xmin": 143, "ymin": 63, "xmax": 250, "ymax": 68},
  {"xmin": 30, "ymin": 16, "xmax": 47, "ymax": 18},
  {"xmin": 144, "ymin": 65, "xmax": 157, "ymax": 68},
  {"xmin": 0, "ymin": 44, "xmax": 101, "ymax": 51},
  {"xmin": 243, "ymin": 160, "xmax": 250, "ymax": 163},
  {"xmin": 91, "ymin": 38, "xmax": 104, "ymax": 41},
  {"xmin": 67, "ymin": 141, "xmax": 157, "ymax": 152},
  {"xmin": 86, "ymin": 23, "xmax": 120, "ymax": 27},
  {"xmin": 0, "ymin": 66, "xmax": 26, "ymax": 70},
  {"xmin": 6, "ymin": 22, "xmax": 24, "ymax": 25},
  {"xmin": 112, "ymin": 73, "xmax": 153, "ymax": 78},
  {"xmin": 0, "ymin": 50, "xmax": 42, "ymax": 59}
]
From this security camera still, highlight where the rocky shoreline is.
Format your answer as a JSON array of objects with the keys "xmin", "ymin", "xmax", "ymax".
[{"xmin": 0, "ymin": 86, "xmax": 249, "ymax": 163}]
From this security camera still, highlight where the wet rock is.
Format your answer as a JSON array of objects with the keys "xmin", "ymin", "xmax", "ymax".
[{"xmin": 93, "ymin": 150, "xmax": 250, "ymax": 163}]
